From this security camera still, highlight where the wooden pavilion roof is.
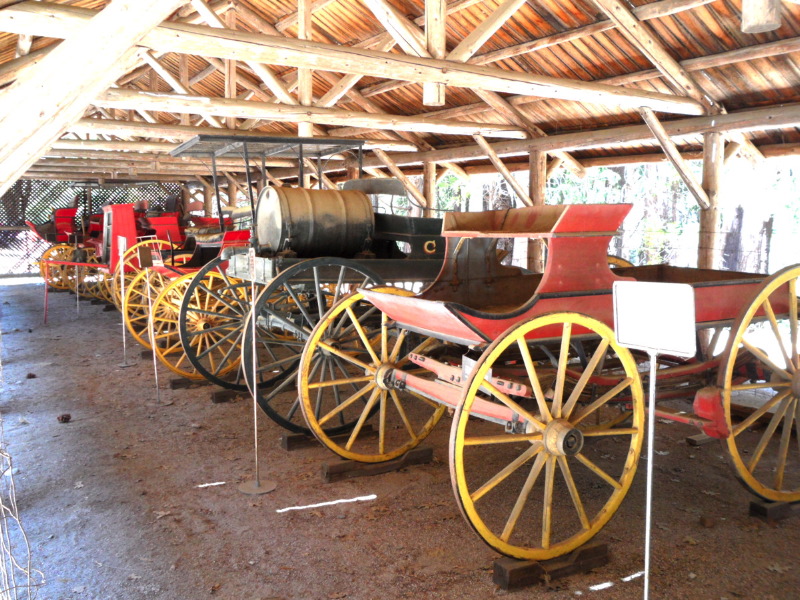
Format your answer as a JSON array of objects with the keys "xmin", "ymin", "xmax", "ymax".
[{"xmin": 0, "ymin": 0, "xmax": 799, "ymax": 188}]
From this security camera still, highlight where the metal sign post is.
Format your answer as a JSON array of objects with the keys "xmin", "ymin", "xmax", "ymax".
[
  {"xmin": 138, "ymin": 247, "xmax": 161, "ymax": 405},
  {"xmin": 118, "ymin": 236, "xmax": 131, "ymax": 368},
  {"xmin": 613, "ymin": 281, "xmax": 696, "ymax": 600},
  {"xmin": 239, "ymin": 247, "xmax": 276, "ymax": 496}
]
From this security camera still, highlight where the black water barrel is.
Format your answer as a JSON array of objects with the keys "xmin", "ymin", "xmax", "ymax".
[{"xmin": 256, "ymin": 187, "xmax": 374, "ymax": 257}]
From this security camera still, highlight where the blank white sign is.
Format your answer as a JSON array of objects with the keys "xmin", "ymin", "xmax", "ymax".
[{"xmin": 613, "ymin": 281, "xmax": 697, "ymax": 357}]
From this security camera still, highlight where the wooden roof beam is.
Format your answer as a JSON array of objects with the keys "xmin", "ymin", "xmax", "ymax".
[
  {"xmin": 355, "ymin": 103, "xmax": 800, "ymax": 168},
  {"xmin": 141, "ymin": 50, "xmax": 223, "ymax": 128},
  {"xmin": 446, "ymin": 0, "xmax": 527, "ymax": 62},
  {"xmin": 0, "ymin": 0, "xmax": 188, "ymax": 197},
  {"xmin": 0, "ymin": 2, "xmax": 705, "ymax": 116},
  {"xmin": 93, "ymin": 88, "xmax": 528, "ymax": 138},
  {"xmin": 639, "ymin": 108, "xmax": 709, "ymax": 209},
  {"xmin": 591, "ymin": 0, "xmax": 714, "ymax": 109}
]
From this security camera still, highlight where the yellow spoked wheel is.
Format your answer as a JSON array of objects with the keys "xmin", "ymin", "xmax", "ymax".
[
  {"xmin": 450, "ymin": 312, "xmax": 644, "ymax": 560},
  {"xmin": 179, "ymin": 267, "xmax": 254, "ymax": 388},
  {"xmin": 298, "ymin": 289, "xmax": 446, "ymax": 462},
  {"xmin": 718, "ymin": 264, "xmax": 800, "ymax": 502},
  {"xmin": 66, "ymin": 248, "xmax": 101, "ymax": 297},
  {"xmin": 40, "ymin": 244, "xmax": 74, "ymax": 290},
  {"xmin": 91, "ymin": 270, "xmax": 115, "ymax": 303},
  {"xmin": 111, "ymin": 239, "xmax": 178, "ymax": 309},
  {"xmin": 151, "ymin": 273, "xmax": 219, "ymax": 380},
  {"xmin": 124, "ymin": 269, "xmax": 172, "ymax": 349}
]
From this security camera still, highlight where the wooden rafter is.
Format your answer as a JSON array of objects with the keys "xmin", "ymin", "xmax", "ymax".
[
  {"xmin": 372, "ymin": 149, "xmax": 429, "ymax": 209},
  {"xmin": 473, "ymin": 135, "xmax": 533, "ymax": 207},
  {"xmin": 93, "ymin": 88, "xmax": 527, "ymax": 138},
  {"xmin": 639, "ymin": 108, "xmax": 710, "ymax": 209},
  {"xmin": 0, "ymin": 0, "xmax": 188, "ymax": 196},
  {"xmin": 424, "ymin": 0, "xmax": 446, "ymax": 106},
  {"xmin": 0, "ymin": 2, "xmax": 705, "ymax": 116}
]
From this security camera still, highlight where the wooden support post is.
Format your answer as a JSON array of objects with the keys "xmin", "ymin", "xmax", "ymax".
[
  {"xmin": 527, "ymin": 150, "xmax": 546, "ymax": 272},
  {"xmin": 423, "ymin": 0, "xmax": 446, "ymax": 106},
  {"xmin": 179, "ymin": 54, "xmax": 191, "ymax": 126},
  {"xmin": 202, "ymin": 181, "xmax": 214, "ymax": 216},
  {"xmin": 0, "ymin": 0, "xmax": 187, "ymax": 196},
  {"xmin": 741, "ymin": 0, "xmax": 781, "ymax": 33},
  {"xmin": 423, "ymin": 161, "xmax": 436, "ymax": 217},
  {"xmin": 224, "ymin": 10, "xmax": 238, "ymax": 129},
  {"xmin": 473, "ymin": 135, "xmax": 533, "ymax": 206},
  {"xmin": 297, "ymin": 0, "xmax": 314, "ymax": 142},
  {"xmin": 699, "ymin": 132, "xmax": 723, "ymax": 270}
]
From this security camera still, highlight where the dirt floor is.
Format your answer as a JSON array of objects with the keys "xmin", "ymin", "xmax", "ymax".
[{"xmin": 0, "ymin": 278, "xmax": 799, "ymax": 600}]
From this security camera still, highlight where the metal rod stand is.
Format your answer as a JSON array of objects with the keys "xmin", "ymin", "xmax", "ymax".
[
  {"xmin": 643, "ymin": 352, "xmax": 658, "ymax": 600},
  {"xmin": 239, "ymin": 249, "xmax": 276, "ymax": 496},
  {"xmin": 145, "ymin": 272, "xmax": 161, "ymax": 404}
]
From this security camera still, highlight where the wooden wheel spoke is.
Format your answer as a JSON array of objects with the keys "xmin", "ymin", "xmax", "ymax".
[
  {"xmin": 500, "ymin": 452, "xmax": 547, "ymax": 543},
  {"xmin": 318, "ymin": 382, "xmax": 376, "ymax": 426},
  {"xmin": 541, "ymin": 456, "xmax": 556, "ymax": 549},
  {"xmin": 574, "ymin": 453, "xmax": 622, "ymax": 490},
  {"xmin": 378, "ymin": 390, "xmax": 387, "ymax": 455},
  {"xmin": 388, "ymin": 329, "xmax": 409, "ymax": 363},
  {"xmin": 789, "ymin": 279, "xmax": 799, "ymax": 369},
  {"xmin": 552, "ymin": 324, "xmax": 572, "ymax": 418},
  {"xmin": 380, "ymin": 312, "xmax": 389, "ymax": 362},
  {"xmin": 283, "ymin": 283, "xmax": 315, "ymax": 329},
  {"xmin": 462, "ymin": 433, "xmax": 543, "ymax": 446},
  {"xmin": 732, "ymin": 389, "xmax": 791, "ymax": 436},
  {"xmin": 582, "ymin": 427, "xmax": 640, "ymax": 437},
  {"xmin": 317, "ymin": 341, "xmax": 373, "ymax": 372},
  {"xmin": 389, "ymin": 389, "xmax": 418, "ymax": 442},
  {"xmin": 312, "ymin": 266, "xmax": 327, "ymax": 322},
  {"xmin": 308, "ymin": 374, "xmax": 373, "ymax": 390},
  {"xmin": 344, "ymin": 387, "xmax": 381, "ymax": 451},
  {"xmin": 481, "ymin": 379, "xmax": 546, "ymax": 432},
  {"xmin": 774, "ymin": 398, "xmax": 797, "ymax": 490},
  {"xmin": 563, "ymin": 339, "xmax": 610, "ymax": 419},
  {"xmin": 732, "ymin": 381, "xmax": 791, "ymax": 392},
  {"xmin": 571, "ymin": 378, "xmax": 633, "ymax": 427},
  {"xmin": 557, "ymin": 456, "xmax": 590, "ymax": 531},
  {"xmin": 747, "ymin": 398, "xmax": 793, "ymax": 472},
  {"xmin": 742, "ymin": 339, "xmax": 792, "ymax": 381},
  {"xmin": 763, "ymin": 298, "xmax": 794, "ymax": 373},
  {"xmin": 517, "ymin": 338, "xmax": 552, "ymax": 423},
  {"xmin": 346, "ymin": 306, "xmax": 380, "ymax": 365},
  {"xmin": 470, "ymin": 444, "xmax": 542, "ymax": 503}
]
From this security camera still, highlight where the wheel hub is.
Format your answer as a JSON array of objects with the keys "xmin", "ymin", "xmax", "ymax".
[
  {"xmin": 374, "ymin": 363, "xmax": 396, "ymax": 390},
  {"xmin": 543, "ymin": 419, "xmax": 584, "ymax": 456},
  {"xmin": 791, "ymin": 369, "xmax": 800, "ymax": 397}
]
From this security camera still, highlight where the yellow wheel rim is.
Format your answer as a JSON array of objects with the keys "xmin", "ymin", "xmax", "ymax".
[
  {"xmin": 40, "ymin": 244, "xmax": 74, "ymax": 290},
  {"xmin": 451, "ymin": 312, "xmax": 644, "ymax": 560},
  {"xmin": 298, "ymin": 288, "xmax": 445, "ymax": 462},
  {"xmin": 111, "ymin": 239, "xmax": 177, "ymax": 309},
  {"xmin": 719, "ymin": 264, "xmax": 800, "ymax": 502},
  {"xmin": 124, "ymin": 269, "xmax": 170, "ymax": 349},
  {"xmin": 151, "ymin": 273, "xmax": 226, "ymax": 380}
]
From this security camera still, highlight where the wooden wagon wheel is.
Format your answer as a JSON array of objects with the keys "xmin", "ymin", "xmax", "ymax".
[
  {"xmin": 450, "ymin": 312, "xmax": 644, "ymax": 560},
  {"xmin": 242, "ymin": 258, "xmax": 385, "ymax": 434},
  {"xmin": 111, "ymin": 239, "xmax": 178, "ymax": 309},
  {"xmin": 39, "ymin": 244, "xmax": 74, "ymax": 290},
  {"xmin": 123, "ymin": 268, "xmax": 172, "ymax": 349},
  {"xmin": 151, "ymin": 273, "xmax": 215, "ymax": 380},
  {"xmin": 179, "ymin": 257, "xmax": 259, "ymax": 390},
  {"xmin": 298, "ymin": 288, "xmax": 446, "ymax": 462},
  {"xmin": 718, "ymin": 264, "xmax": 800, "ymax": 502},
  {"xmin": 66, "ymin": 248, "xmax": 100, "ymax": 298},
  {"xmin": 91, "ymin": 269, "xmax": 115, "ymax": 304}
]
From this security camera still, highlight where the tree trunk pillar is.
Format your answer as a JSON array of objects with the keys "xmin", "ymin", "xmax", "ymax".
[
  {"xmin": 527, "ymin": 150, "xmax": 547, "ymax": 272},
  {"xmin": 423, "ymin": 162, "xmax": 436, "ymax": 217},
  {"xmin": 699, "ymin": 132, "xmax": 723, "ymax": 270}
]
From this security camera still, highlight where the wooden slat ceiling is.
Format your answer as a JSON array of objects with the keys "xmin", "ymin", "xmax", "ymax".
[{"xmin": 0, "ymin": 0, "xmax": 799, "ymax": 183}]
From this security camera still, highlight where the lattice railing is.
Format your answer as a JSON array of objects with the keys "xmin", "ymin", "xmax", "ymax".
[{"xmin": 0, "ymin": 181, "xmax": 180, "ymax": 276}]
